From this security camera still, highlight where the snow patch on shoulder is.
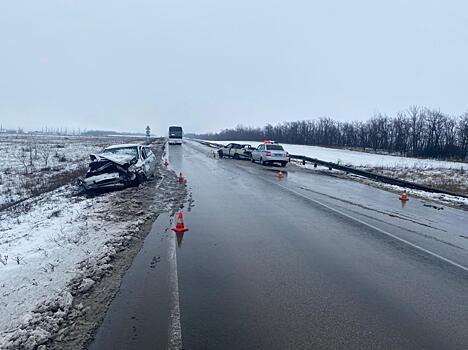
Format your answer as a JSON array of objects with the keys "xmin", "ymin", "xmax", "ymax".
[{"xmin": 0, "ymin": 184, "xmax": 157, "ymax": 349}]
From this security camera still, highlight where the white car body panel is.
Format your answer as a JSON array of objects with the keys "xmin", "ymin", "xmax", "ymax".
[{"xmin": 251, "ymin": 143, "xmax": 290, "ymax": 166}]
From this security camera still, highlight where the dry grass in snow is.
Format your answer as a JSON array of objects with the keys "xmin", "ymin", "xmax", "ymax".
[{"xmin": 0, "ymin": 134, "xmax": 146, "ymax": 210}]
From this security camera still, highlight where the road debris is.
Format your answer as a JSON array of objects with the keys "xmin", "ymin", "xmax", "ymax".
[{"xmin": 423, "ymin": 204, "xmax": 444, "ymax": 210}]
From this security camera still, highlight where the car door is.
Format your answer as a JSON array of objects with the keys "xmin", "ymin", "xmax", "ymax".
[
  {"xmin": 139, "ymin": 147, "xmax": 150, "ymax": 177},
  {"xmin": 253, "ymin": 144, "xmax": 263, "ymax": 160},
  {"xmin": 146, "ymin": 148, "xmax": 156, "ymax": 175},
  {"xmin": 231, "ymin": 143, "xmax": 241, "ymax": 157},
  {"xmin": 251, "ymin": 145, "xmax": 258, "ymax": 160},
  {"xmin": 228, "ymin": 143, "xmax": 238, "ymax": 157},
  {"xmin": 259, "ymin": 144, "xmax": 266, "ymax": 160},
  {"xmin": 224, "ymin": 143, "xmax": 232, "ymax": 157}
]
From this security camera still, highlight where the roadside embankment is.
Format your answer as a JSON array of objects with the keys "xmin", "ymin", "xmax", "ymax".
[{"xmin": 0, "ymin": 139, "xmax": 187, "ymax": 349}]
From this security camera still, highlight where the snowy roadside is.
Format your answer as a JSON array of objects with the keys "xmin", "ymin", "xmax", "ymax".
[
  {"xmin": 290, "ymin": 160, "xmax": 468, "ymax": 210},
  {"xmin": 194, "ymin": 139, "xmax": 468, "ymax": 209},
  {"xmin": 0, "ymin": 140, "xmax": 187, "ymax": 349},
  {"xmin": 200, "ymin": 139, "xmax": 468, "ymax": 170},
  {"xmin": 350, "ymin": 174, "xmax": 468, "ymax": 209},
  {"xmin": 356, "ymin": 165, "xmax": 468, "ymax": 197}
]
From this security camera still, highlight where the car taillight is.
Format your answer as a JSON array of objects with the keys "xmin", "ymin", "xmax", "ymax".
[{"xmin": 266, "ymin": 151, "xmax": 272, "ymax": 156}]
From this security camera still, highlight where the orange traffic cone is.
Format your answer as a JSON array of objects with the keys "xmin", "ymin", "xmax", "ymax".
[
  {"xmin": 178, "ymin": 172, "xmax": 185, "ymax": 184},
  {"xmin": 277, "ymin": 171, "xmax": 284, "ymax": 179},
  {"xmin": 399, "ymin": 190, "xmax": 409, "ymax": 202},
  {"xmin": 172, "ymin": 212, "xmax": 189, "ymax": 233},
  {"xmin": 164, "ymin": 159, "xmax": 169, "ymax": 167}
]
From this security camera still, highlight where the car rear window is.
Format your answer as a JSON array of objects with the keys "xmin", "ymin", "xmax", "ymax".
[{"xmin": 266, "ymin": 145, "xmax": 284, "ymax": 151}]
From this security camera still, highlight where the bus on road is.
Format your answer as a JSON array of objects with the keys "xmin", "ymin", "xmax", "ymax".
[{"xmin": 168, "ymin": 126, "xmax": 183, "ymax": 145}]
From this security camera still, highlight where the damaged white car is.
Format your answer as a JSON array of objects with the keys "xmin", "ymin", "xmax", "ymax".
[{"xmin": 81, "ymin": 144, "xmax": 157, "ymax": 191}]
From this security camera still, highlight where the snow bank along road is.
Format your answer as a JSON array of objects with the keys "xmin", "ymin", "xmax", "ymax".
[{"xmin": 91, "ymin": 140, "xmax": 468, "ymax": 350}]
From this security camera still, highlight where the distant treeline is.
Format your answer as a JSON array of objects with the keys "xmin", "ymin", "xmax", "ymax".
[
  {"xmin": 81, "ymin": 130, "xmax": 145, "ymax": 136},
  {"xmin": 0, "ymin": 128, "xmax": 145, "ymax": 137},
  {"xmin": 193, "ymin": 106, "xmax": 468, "ymax": 160}
]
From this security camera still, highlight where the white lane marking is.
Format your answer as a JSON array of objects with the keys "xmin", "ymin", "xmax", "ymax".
[
  {"xmin": 274, "ymin": 181, "xmax": 468, "ymax": 273},
  {"xmin": 168, "ymin": 230, "xmax": 183, "ymax": 349}
]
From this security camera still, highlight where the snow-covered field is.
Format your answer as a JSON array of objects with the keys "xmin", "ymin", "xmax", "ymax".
[
  {"xmin": 202, "ymin": 139, "xmax": 468, "ymax": 170},
  {"xmin": 0, "ymin": 136, "xmax": 184, "ymax": 349},
  {"xmin": 0, "ymin": 186, "xmax": 150, "ymax": 347},
  {"xmin": 0, "ymin": 134, "xmax": 146, "ymax": 209}
]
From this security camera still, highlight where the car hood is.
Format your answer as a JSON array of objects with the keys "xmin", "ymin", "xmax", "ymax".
[{"xmin": 91, "ymin": 153, "xmax": 137, "ymax": 166}]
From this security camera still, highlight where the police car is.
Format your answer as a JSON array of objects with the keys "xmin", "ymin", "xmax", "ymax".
[{"xmin": 250, "ymin": 141, "xmax": 290, "ymax": 167}]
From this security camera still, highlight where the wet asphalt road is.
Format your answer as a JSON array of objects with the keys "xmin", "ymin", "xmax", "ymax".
[{"xmin": 91, "ymin": 140, "xmax": 468, "ymax": 350}]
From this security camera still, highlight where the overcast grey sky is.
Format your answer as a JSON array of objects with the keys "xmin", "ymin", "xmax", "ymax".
[{"xmin": 0, "ymin": 1, "xmax": 467, "ymax": 135}]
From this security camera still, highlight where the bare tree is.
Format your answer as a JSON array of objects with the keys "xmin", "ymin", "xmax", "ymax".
[
  {"xmin": 458, "ymin": 112, "xmax": 468, "ymax": 159},
  {"xmin": 194, "ymin": 106, "xmax": 468, "ymax": 160},
  {"xmin": 15, "ymin": 147, "xmax": 30, "ymax": 174},
  {"xmin": 38, "ymin": 142, "xmax": 52, "ymax": 167}
]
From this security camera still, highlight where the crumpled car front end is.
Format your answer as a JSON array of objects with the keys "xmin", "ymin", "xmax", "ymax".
[{"xmin": 80, "ymin": 154, "xmax": 141, "ymax": 191}]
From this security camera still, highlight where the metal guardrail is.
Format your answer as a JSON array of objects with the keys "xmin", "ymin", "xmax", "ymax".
[
  {"xmin": 195, "ymin": 140, "xmax": 224, "ymax": 148},
  {"xmin": 289, "ymin": 155, "xmax": 468, "ymax": 198},
  {"xmin": 192, "ymin": 139, "xmax": 468, "ymax": 199}
]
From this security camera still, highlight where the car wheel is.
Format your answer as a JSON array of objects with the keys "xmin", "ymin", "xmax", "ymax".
[
  {"xmin": 251, "ymin": 157, "xmax": 255, "ymax": 163},
  {"xmin": 135, "ymin": 172, "xmax": 146, "ymax": 186},
  {"xmin": 260, "ymin": 157, "xmax": 265, "ymax": 166},
  {"xmin": 218, "ymin": 150, "xmax": 224, "ymax": 158},
  {"xmin": 233, "ymin": 153, "xmax": 239, "ymax": 160}
]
